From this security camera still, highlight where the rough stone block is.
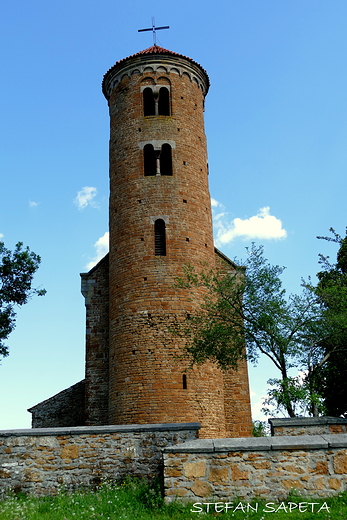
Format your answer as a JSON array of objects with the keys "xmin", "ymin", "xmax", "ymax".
[
  {"xmin": 191, "ymin": 479, "xmax": 212, "ymax": 497},
  {"xmin": 183, "ymin": 461, "xmax": 206, "ymax": 478}
]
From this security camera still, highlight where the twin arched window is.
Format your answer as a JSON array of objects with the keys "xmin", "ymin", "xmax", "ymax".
[
  {"xmin": 144, "ymin": 143, "xmax": 172, "ymax": 176},
  {"xmin": 142, "ymin": 85, "xmax": 170, "ymax": 256},
  {"xmin": 143, "ymin": 87, "xmax": 170, "ymax": 116}
]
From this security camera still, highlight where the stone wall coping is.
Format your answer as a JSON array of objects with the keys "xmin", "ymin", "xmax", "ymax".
[
  {"xmin": 214, "ymin": 437, "xmax": 272, "ymax": 451},
  {"xmin": 269, "ymin": 416, "xmax": 347, "ymax": 427},
  {"xmin": 321, "ymin": 433, "xmax": 347, "ymax": 448},
  {"xmin": 164, "ymin": 433, "xmax": 347, "ymax": 453},
  {"xmin": 165, "ymin": 439, "xmax": 215, "ymax": 452},
  {"xmin": 270, "ymin": 434, "xmax": 329, "ymax": 450},
  {"xmin": 0, "ymin": 422, "xmax": 201, "ymax": 438}
]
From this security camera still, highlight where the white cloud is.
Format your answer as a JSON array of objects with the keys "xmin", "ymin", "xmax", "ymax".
[
  {"xmin": 211, "ymin": 197, "xmax": 222, "ymax": 208},
  {"xmin": 29, "ymin": 200, "xmax": 40, "ymax": 208},
  {"xmin": 74, "ymin": 186, "xmax": 98, "ymax": 210},
  {"xmin": 251, "ymin": 397, "xmax": 268, "ymax": 422},
  {"xmin": 249, "ymin": 387, "xmax": 268, "ymax": 422},
  {"xmin": 0, "ymin": 233, "xmax": 3, "ymax": 240},
  {"xmin": 86, "ymin": 232, "xmax": 109, "ymax": 270},
  {"xmin": 213, "ymin": 204, "xmax": 287, "ymax": 246}
]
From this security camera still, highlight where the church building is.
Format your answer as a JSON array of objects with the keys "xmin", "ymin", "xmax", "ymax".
[{"xmin": 29, "ymin": 45, "xmax": 253, "ymax": 438}]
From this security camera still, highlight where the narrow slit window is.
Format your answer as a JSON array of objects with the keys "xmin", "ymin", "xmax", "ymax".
[
  {"xmin": 144, "ymin": 144, "xmax": 156, "ymax": 176},
  {"xmin": 158, "ymin": 87, "xmax": 170, "ymax": 115},
  {"xmin": 160, "ymin": 144, "xmax": 172, "ymax": 175},
  {"xmin": 143, "ymin": 87, "xmax": 155, "ymax": 116},
  {"xmin": 154, "ymin": 219, "xmax": 166, "ymax": 256},
  {"xmin": 182, "ymin": 374, "xmax": 187, "ymax": 389}
]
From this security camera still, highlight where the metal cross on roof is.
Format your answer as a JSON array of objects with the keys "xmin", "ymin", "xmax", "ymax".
[{"xmin": 138, "ymin": 17, "xmax": 170, "ymax": 46}]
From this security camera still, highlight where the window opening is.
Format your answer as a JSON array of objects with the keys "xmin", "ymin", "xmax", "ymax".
[
  {"xmin": 182, "ymin": 374, "xmax": 187, "ymax": 389},
  {"xmin": 144, "ymin": 144, "xmax": 157, "ymax": 176},
  {"xmin": 154, "ymin": 219, "xmax": 166, "ymax": 256},
  {"xmin": 160, "ymin": 144, "xmax": 172, "ymax": 175},
  {"xmin": 143, "ymin": 87, "xmax": 155, "ymax": 116},
  {"xmin": 143, "ymin": 87, "xmax": 170, "ymax": 116},
  {"xmin": 158, "ymin": 87, "xmax": 170, "ymax": 115},
  {"xmin": 144, "ymin": 144, "xmax": 172, "ymax": 176}
]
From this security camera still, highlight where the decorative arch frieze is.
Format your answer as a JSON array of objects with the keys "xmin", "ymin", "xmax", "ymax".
[{"xmin": 103, "ymin": 55, "xmax": 209, "ymax": 100}]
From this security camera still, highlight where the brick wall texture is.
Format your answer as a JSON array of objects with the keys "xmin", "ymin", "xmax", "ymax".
[
  {"xmin": 29, "ymin": 47, "xmax": 252, "ymax": 439},
  {"xmin": 101, "ymin": 48, "xmax": 252, "ymax": 438},
  {"xmin": 81, "ymin": 255, "xmax": 109, "ymax": 426}
]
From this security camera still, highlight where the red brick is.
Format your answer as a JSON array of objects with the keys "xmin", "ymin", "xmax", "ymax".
[{"xmin": 83, "ymin": 48, "xmax": 253, "ymax": 438}]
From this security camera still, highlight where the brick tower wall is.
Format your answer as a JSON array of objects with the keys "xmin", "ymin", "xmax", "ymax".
[
  {"xmin": 103, "ymin": 52, "xmax": 230, "ymax": 438},
  {"xmin": 27, "ymin": 48, "xmax": 252, "ymax": 437},
  {"xmin": 214, "ymin": 250, "xmax": 253, "ymax": 437},
  {"xmin": 81, "ymin": 255, "xmax": 109, "ymax": 425}
]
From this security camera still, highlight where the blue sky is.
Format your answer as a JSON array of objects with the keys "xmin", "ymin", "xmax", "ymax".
[{"xmin": 0, "ymin": 0, "xmax": 346, "ymax": 429}]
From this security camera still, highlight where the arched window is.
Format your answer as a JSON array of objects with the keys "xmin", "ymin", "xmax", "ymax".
[
  {"xmin": 154, "ymin": 219, "xmax": 166, "ymax": 256},
  {"xmin": 160, "ymin": 144, "xmax": 172, "ymax": 175},
  {"xmin": 143, "ymin": 87, "xmax": 170, "ymax": 116},
  {"xmin": 158, "ymin": 87, "xmax": 170, "ymax": 116},
  {"xmin": 144, "ymin": 144, "xmax": 156, "ymax": 176},
  {"xmin": 143, "ymin": 143, "xmax": 172, "ymax": 176},
  {"xmin": 143, "ymin": 87, "xmax": 155, "ymax": 116}
]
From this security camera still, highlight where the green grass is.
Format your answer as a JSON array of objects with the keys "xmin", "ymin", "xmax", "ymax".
[{"xmin": 0, "ymin": 478, "xmax": 346, "ymax": 519}]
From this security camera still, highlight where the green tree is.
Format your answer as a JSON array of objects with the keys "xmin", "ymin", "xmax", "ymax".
[
  {"xmin": 314, "ymin": 228, "xmax": 347, "ymax": 416},
  {"xmin": 0, "ymin": 241, "xmax": 46, "ymax": 360},
  {"xmin": 174, "ymin": 243, "xmax": 344, "ymax": 418}
]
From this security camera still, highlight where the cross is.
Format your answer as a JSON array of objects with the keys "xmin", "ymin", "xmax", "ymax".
[{"xmin": 138, "ymin": 17, "xmax": 170, "ymax": 46}]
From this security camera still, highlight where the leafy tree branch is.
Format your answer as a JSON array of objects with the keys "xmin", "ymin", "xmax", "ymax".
[
  {"xmin": 0, "ymin": 241, "xmax": 46, "ymax": 360},
  {"xmin": 173, "ymin": 242, "xmax": 347, "ymax": 417}
]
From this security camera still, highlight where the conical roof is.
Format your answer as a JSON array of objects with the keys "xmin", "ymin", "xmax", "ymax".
[
  {"xmin": 115, "ymin": 45, "xmax": 208, "ymax": 72},
  {"xmin": 102, "ymin": 45, "xmax": 210, "ymax": 98}
]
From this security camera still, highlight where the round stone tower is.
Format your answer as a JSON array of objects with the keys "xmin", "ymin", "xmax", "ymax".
[{"xmin": 101, "ymin": 46, "xmax": 252, "ymax": 438}]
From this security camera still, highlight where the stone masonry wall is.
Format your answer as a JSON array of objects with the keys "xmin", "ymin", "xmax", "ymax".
[
  {"xmin": 214, "ymin": 249, "xmax": 252, "ymax": 438},
  {"xmin": 269, "ymin": 417, "xmax": 347, "ymax": 437},
  {"xmin": 28, "ymin": 381, "xmax": 85, "ymax": 428},
  {"xmin": 164, "ymin": 435, "xmax": 347, "ymax": 502},
  {"xmin": 81, "ymin": 254, "xmax": 109, "ymax": 425},
  {"xmin": 0, "ymin": 423, "xmax": 199, "ymax": 496}
]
